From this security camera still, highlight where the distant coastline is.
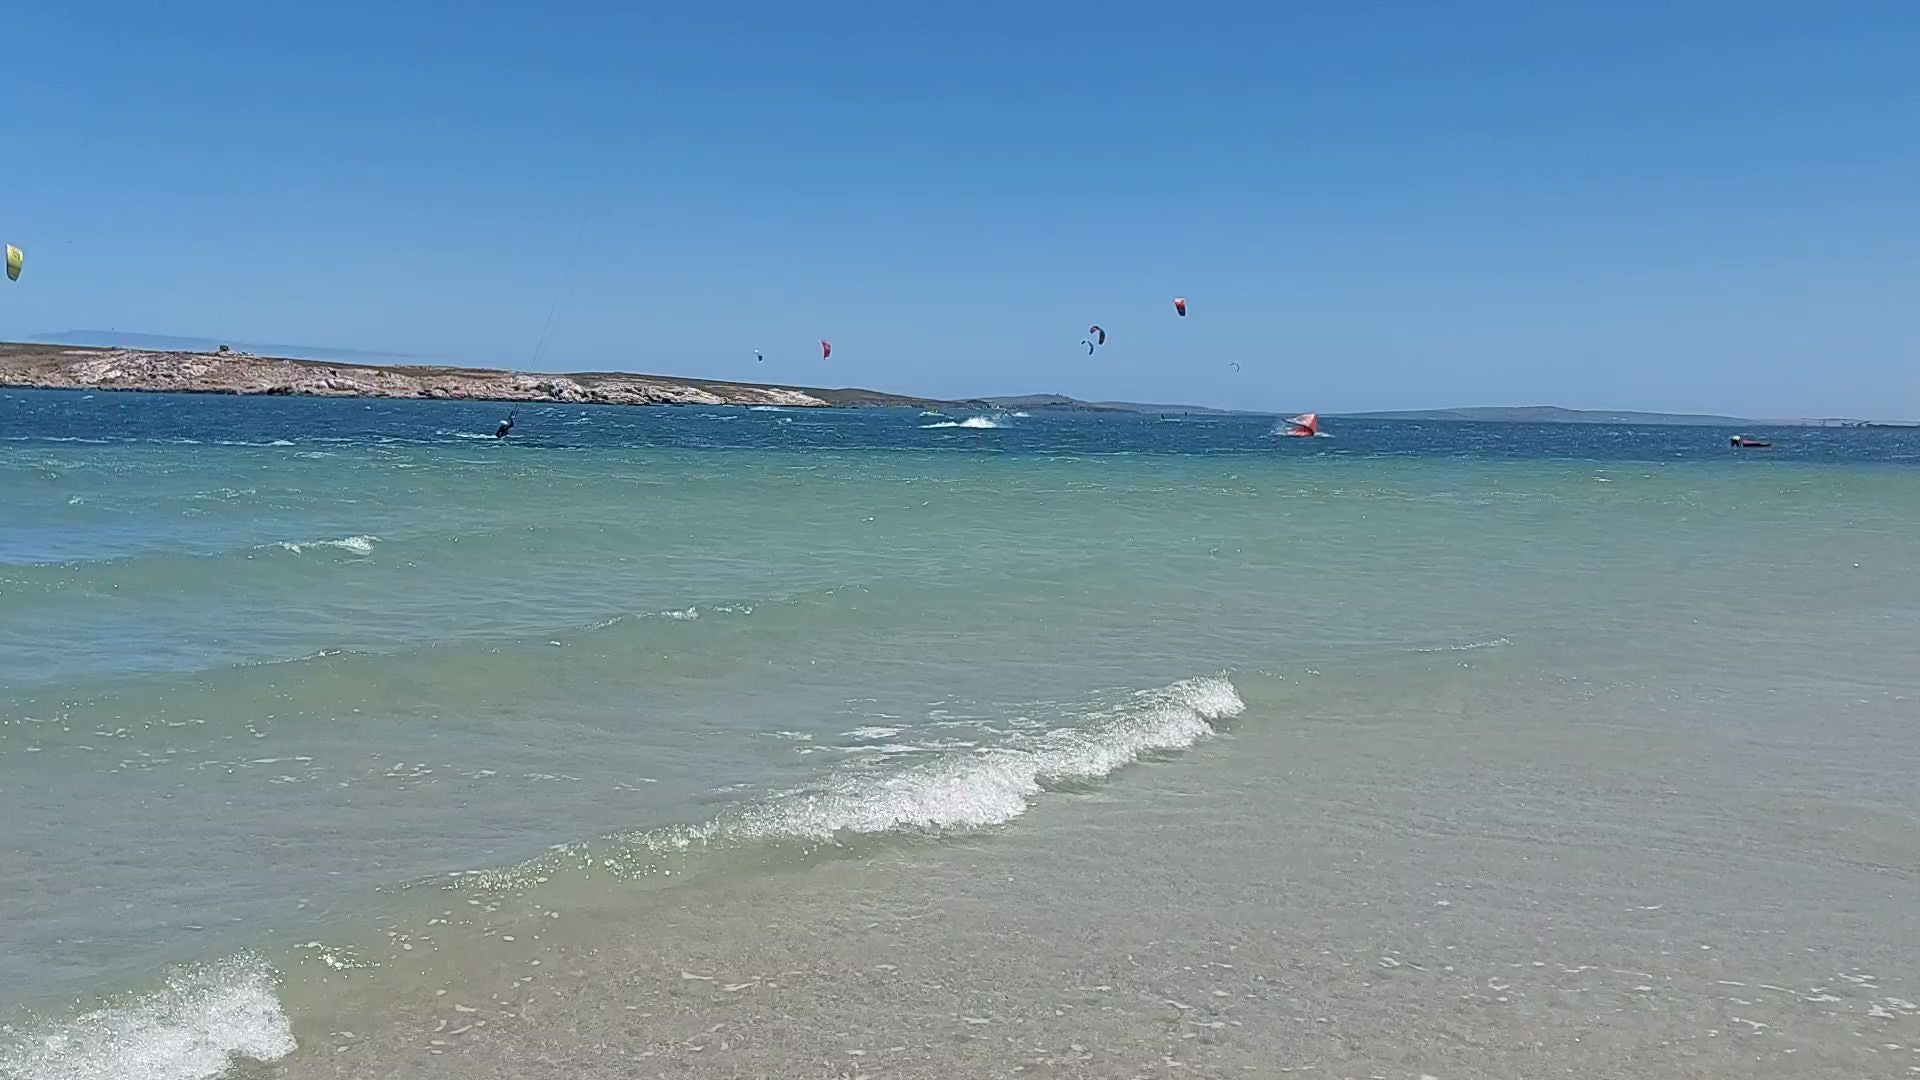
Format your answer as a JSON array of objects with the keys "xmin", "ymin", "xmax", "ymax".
[
  {"xmin": 1336, "ymin": 405, "xmax": 1910, "ymax": 428},
  {"xmin": 5, "ymin": 341, "xmax": 1908, "ymax": 426},
  {"xmin": 0, "ymin": 342, "xmax": 967, "ymax": 410},
  {"xmin": 991, "ymin": 395, "xmax": 1909, "ymax": 427},
  {"xmin": 983, "ymin": 394, "xmax": 1242, "ymax": 416}
]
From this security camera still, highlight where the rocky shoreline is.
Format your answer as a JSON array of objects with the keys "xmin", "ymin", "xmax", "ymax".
[{"xmin": 0, "ymin": 343, "xmax": 962, "ymax": 410}]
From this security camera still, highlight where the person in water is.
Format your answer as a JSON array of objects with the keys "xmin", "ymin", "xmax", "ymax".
[{"xmin": 494, "ymin": 411, "xmax": 515, "ymax": 439}]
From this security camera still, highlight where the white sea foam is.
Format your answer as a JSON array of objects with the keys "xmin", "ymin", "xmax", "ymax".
[
  {"xmin": 0, "ymin": 953, "xmax": 295, "ymax": 1080},
  {"xmin": 623, "ymin": 605, "xmax": 699, "ymax": 622},
  {"xmin": 652, "ymin": 676, "xmax": 1243, "ymax": 845},
  {"xmin": 592, "ymin": 603, "xmax": 753, "ymax": 631},
  {"xmin": 1412, "ymin": 636, "xmax": 1513, "ymax": 654},
  {"xmin": 0, "ymin": 436, "xmax": 110, "ymax": 444},
  {"xmin": 276, "ymin": 535, "xmax": 378, "ymax": 556},
  {"xmin": 923, "ymin": 415, "xmax": 1007, "ymax": 430}
]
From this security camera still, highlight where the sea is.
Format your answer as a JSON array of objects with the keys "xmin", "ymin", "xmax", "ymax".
[{"xmin": 2, "ymin": 389, "xmax": 1917, "ymax": 1080}]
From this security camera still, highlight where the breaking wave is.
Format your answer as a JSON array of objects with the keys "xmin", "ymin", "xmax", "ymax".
[
  {"xmin": 274, "ymin": 534, "xmax": 378, "ymax": 556},
  {"xmin": 922, "ymin": 414, "xmax": 1008, "ymax": 430},
  {"xmin": 0, "ymin": 953, "xmax": 295, "ymax": 1080},
  {"xmin": 463, "ymin": 676, "xmax": 1245, "ymax": 896},
  {"xmin": 647, "ymin": 675, "xmax": 1242, "ymax": 846}
]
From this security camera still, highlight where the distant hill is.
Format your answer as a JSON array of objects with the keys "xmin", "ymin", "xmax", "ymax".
[
  {"xmin": 0, "ymin": 341, "xmax": 964, "ymax": 410},
  {"xmin": 1094, "ymin": 400, "xmax": 1251, "ymax": 415},
  {"xmin": 983, "ymin": 394, "xmax": 1127, "ymax": 412},
  {"xmin": 983, "ymin": 394, "xmax": 1253, "ymax": 416},
  {"xmin": 25, "ymin": 342, "xmax": 1896, "ymax": 425}
]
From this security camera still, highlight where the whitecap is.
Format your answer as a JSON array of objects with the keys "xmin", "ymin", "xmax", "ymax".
[
  {"xmin": 922, "ymin": 415, "xmax": 1006, "ymax": 430},
  {"xmin": 1412, "ymin": 636, "xmax": 1513, "ymax": 654},
  {"xmin": 276, "ymin": 535, "xmax": 378, "ymax": 556}
]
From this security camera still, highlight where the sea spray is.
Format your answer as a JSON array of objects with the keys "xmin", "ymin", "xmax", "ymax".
[
  {"xmin": 0, "ymin": 954, "xmax": 295, "ymax": 1080},
  {"xmin": 274, "ymin": 535, "xmax": 378, "ymax": 556},
  {"xmin": 922, "ymin": 414, "xmax": 1010, "ymax": 430}
]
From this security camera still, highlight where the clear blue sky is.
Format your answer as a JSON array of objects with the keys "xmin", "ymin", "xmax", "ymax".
[{"xmin": 4, "ymin": 2, "xmax": 1917, "ymax": 416}]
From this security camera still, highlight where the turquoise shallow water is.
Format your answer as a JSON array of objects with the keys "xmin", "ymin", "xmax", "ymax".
[{"xmin": 2, "ymin": 390, "xmax": 1918, "ymax": 1079}]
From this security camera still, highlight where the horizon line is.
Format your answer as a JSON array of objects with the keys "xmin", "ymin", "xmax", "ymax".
[{"xmin": 12, "ymin": 334, "xmax": 1906, "ymax": 426}]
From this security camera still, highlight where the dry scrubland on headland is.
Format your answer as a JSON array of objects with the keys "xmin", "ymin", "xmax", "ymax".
[{"xmin": 0, "ymin": 342, "xmax": 961, "ymax": 409}]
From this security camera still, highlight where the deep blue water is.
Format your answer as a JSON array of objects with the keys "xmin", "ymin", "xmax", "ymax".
[{"xmin": 4, "ymin": 388, "xmax": 1918, "ymax": 462}]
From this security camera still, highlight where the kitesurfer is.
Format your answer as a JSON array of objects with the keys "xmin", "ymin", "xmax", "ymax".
[{"xmin": 495, "ymin": 411, "xmax": 515, "ymax": 439}]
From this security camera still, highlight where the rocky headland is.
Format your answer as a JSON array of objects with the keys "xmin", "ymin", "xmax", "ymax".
[{"xmin": 0, "ymin": 342, "xmax": 961, "ymax": 410}]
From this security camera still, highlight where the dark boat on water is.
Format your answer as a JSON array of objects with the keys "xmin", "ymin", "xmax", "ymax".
[{"xmin": 1731, "ymin": 435, "xmax": 1771, "ymax": 449}]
